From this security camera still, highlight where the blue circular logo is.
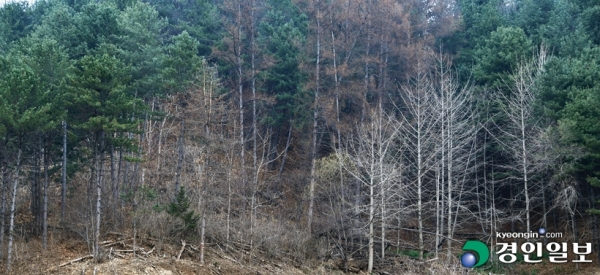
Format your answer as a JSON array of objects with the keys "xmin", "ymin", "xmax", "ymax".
[
  {"xmin": 538, "ymin": 227, "xmax": 546, "ymax": 235},
  {"xmin": 461, "ymin": 252, "xmax": 477, "ymax": 268}
]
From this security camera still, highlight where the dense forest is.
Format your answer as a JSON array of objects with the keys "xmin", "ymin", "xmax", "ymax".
[{"xmin": 0, "ymin": 0, "xmax": 599, "ymax": 273}]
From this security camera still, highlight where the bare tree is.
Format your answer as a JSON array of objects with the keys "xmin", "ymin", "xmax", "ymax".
[
  {"xmin": 493, "ymin": 47, "xmax": 548, "ymax": 235},
  {"xmin": 398, "ymin": 61, "xmax": 440, "ymax": 260},
  {"xmin": 432, "ymin": 54, "xmax": 478, "ymax": 259},
  {"xmin": 338, "ymin": 108, "xmax": 400, "ymax": 273},
  {"xmin": 307, "ymin": 0, "xmax": 324, "ymax": 234}
]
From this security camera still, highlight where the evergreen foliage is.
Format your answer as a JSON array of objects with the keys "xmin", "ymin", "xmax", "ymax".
[
  {"xmin": 166, "ymin": 187, "xmax": 200, "ymax": 236},
  {"xmin": 259, "ymin": 0, "xmax": 308, "ymax": 129},
  {"xmin": 2, "ymin": 0, "xmax": 600, "ymax": 270}
]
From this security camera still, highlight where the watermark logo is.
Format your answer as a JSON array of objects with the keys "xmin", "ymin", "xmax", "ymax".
[
  {"xmin": 495, "ymin": 227, "xmax": 563, "ymax": 239},
  {"xmin": 461, "ymin": 228, "xmax": 592, "ymax": 268},
  {"xmin": 461, "ymin": 240, "xmax": 489, "ymax": 268}
]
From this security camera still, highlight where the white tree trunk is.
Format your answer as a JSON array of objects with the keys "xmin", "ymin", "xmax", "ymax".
[
  {"xmin": 43, "ymin": 145, "xmax": 48, "ymax": 250},
  {"xmin": 7, "ymin": 149, "xmax": 22, "ymax": 271},
  {"xmin": 62, "ymin": 121, "xmax": 67, "ymax": 223}
]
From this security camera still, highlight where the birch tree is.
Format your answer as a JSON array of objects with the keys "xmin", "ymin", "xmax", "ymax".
[{"xmin": 307, "ymin": 0, "xmax": 324, "ymax": 234}]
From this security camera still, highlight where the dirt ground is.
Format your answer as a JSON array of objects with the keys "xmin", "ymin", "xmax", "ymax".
[
  {"xmin": 48, "ymin": 256, "xmax": 311, "ymax": 275},
  {"xmin": 4, "ymin": 235, "xmax": 345, "ymax": 275}
]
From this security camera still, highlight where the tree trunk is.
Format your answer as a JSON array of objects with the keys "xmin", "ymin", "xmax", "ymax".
[
  {"xmin": 110, "ymin": 145, "xmax": 118, "ymax": 224},
  {"xmin": 361, "ymin": 0, "xmax": 371, "ymax": 125},
  {"xmin": 134, "ymin": 113, "xmax": 148, "ymax": 189},
  {"xmin": 307, "ymin": 1, "xmax": 321, "ymax": 234},
  {"xmin": 43, "ymin": 142, "xmax": 49, "ymax": 250},
  {"xmin": 0, "ymin": 150, "xmax": 7, "ymax": 259},
  {"xmin": 435, "ymin": 164, "xmax": 441, "ymax": 258},
  {"xmin": 237, "ymin": 0, "xmax": 246, "ymax": 194},
  {"xmin": 278, "ymin": 125, "xmax": 292, "ymax": 177},
  {"xmin": 62, "ymin": 120, "xmax": 67, "ymax": 223},
  {"xmin": 417, "ymin": 112, "xmax": 424, "ymax": 260},
  {"xmin": 175, "ymin": 118, "xmax": 185, "ymax": 194},
  {"xmin": 446, "ymin": 90, "xmax": 454, "ymax": 260},
  {"xmin": 368, "ymin": 168, "xmax": 374, "ymax": 273},
  {"xmin": 32, "ymin": 140, "xmax": 41, "ymax": 234},
  {"xmin": 521, "ymin": 106, "xmax": 530, "ymax": 235},
  {"xmin": 592, "ymin": 186, "xmax": 599, "ymax": 263},
  {"xmin": 94, "ymin": 133, "xmax": 104, "ymax": 259},
  {"xmin": 200, "ymin": 211, "xmax": 206, "ymax": 264},
  {"xmin": 330, "ymin": 7, "xmax": 341, "ymax": 150},
  {"xmin": 157, "ymin": 117, "xmax": 166, "ymax": 173},
  {"xmin": 250, "ymin": 0, "xmax": 258, "ymax": 253},
  {"xmin": 7, "ymin": 149, "xmax": 22, "ymax": 271}
]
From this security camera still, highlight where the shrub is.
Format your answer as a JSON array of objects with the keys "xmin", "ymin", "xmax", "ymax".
[{"xmin": 166, "ymin": 187, "xmax": 200, "ymax": 237}]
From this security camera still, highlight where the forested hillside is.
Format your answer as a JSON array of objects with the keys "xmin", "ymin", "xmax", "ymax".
[{"xmin": 0, "ymin": 0, "xmax": 599, "ymax": 274}]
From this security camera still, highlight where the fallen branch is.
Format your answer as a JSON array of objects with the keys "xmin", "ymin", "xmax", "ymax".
[
  {"xmin": 141, "ymin": 246, "xmax": 155, "ymax": 256},
  {"xmin": 58, "ymin": 254, "xmax": 94, "ymax": 267},
  {"xmin": 101, "ymin": 238, "xmax": 133, "ymax": 248},
  {"xmin": 99, "ymin": 240, "xmax": 115, "ymax": 245},
  {"xmin": 177, "ymin": 240, "xmax": 186, "ymax": 260},
  {"xmin": 114, "ymin": 249, "xmax": 135, "ymax": 253},
  {"xmin": 112, "ymin": 252, "xmax": 126, "ymax": 259},
  {"xmin": 222, "ymin": 254, "xmax": 240, "ymax": 265}
]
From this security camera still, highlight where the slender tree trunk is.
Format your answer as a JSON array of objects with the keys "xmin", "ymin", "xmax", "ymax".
[
  {"xmin": 110, "ymin": 145, "xmax": 118, "ymax": 224},
  {"xmin": 446, "ymin": 91, "xmax": 454, "ymax": 260},
  {"xmin": 435, "ymin": 164, "xmax": 440, "ymax": 258},
  {"xmin": 250, "ymin": 0, "xmax": 258, "ymax": 253},
  {"xmin": 329, "ymin": 12, "xmax": 347, "ymax": 242},
  {"xmin": 368, "ymin": 164, "xmax": 375, "ymax": 273},
  {"xmin": 43, "ymin": 142, "xmax": 49, "ymax": 250},
  {"xmin": 380, "ymin": 169, "xmax": 385, "ymax": 260},
  {"xmin": 62, "ymin": 121, "xmax": 67, "ymax": 223},
  {"xmin": 330, "ymin": 7, "xmax": 341, "ymax": 149},
  {"xmin": 237, "ymin": 0, "xmax": 246, "ymax": 194},
  {"xmin": 521, "ymin": 106, "xmax": 530, "ymax": 235},
  {"xmin": 592, "ymin": 186, "xmax": 600, "ymax": 263},
  {"xmin": 307, "ymin": 1, "xmax": 321, "ymax": 234},
  {"xmin": 32, "ymin": 140, "xmax": 41, "ymax": 234},
  {"xmin": 0, "ymin": 160, "xmax": 6, "ymax": 260},
  {"xmin": 175, "ymin": 118, "xmax": 185, "ymax": 193},
  {"xmin": 417, "ymin": 107, "xmax": 424, "ymax": 260},
  {"xmin": 226, "ymin": 144, "xmax": 233, "ymax": 249},
  {"xmin": 511, "ymin": 184, "xmax": 515, "ymax": 232},
  {"xmin": 439, "ymin": 57, "xmax": 447, "ymax": 255},
  {"xmin": 134, "ymin": 113, "xmax": 148, "ymax": 188},
  {"xmin": 226, "ymin": 119, "xmax": 238, "ymax": 250},
  {"xmin": 251, "ymin": 0, "xmax": 257, "ymax": 181},
  {"xmin": 157, "ymin": 117, "xmax": 166, "ymax": 173},
  {"xmin": 361, "ymin": 0, "xmax": 371, "ymax": 124},
  {"xmin": 114, "ymin": 148, "xmax": 123, "ymax": 227},
  {"xmin": 7, "ymin": 149, "xmax": 22, "ymax": 271},
  {"xmin": 94, "ymin": 133, "xmax": 104, "ymax": 259},
  {"xmin": 572, "ymin": 206, "xmax": 578, "ymax": 269},
  {"xmin": 278, "ymin": 125, "xmax": 292, "ymax": 177},
  {"xmin": 379, "ymin": 22, "xmax": 388, "ymax": 261},
  {"xmin": 200, "ymin": 210, "xmax": 206, "ymax": 264}
]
